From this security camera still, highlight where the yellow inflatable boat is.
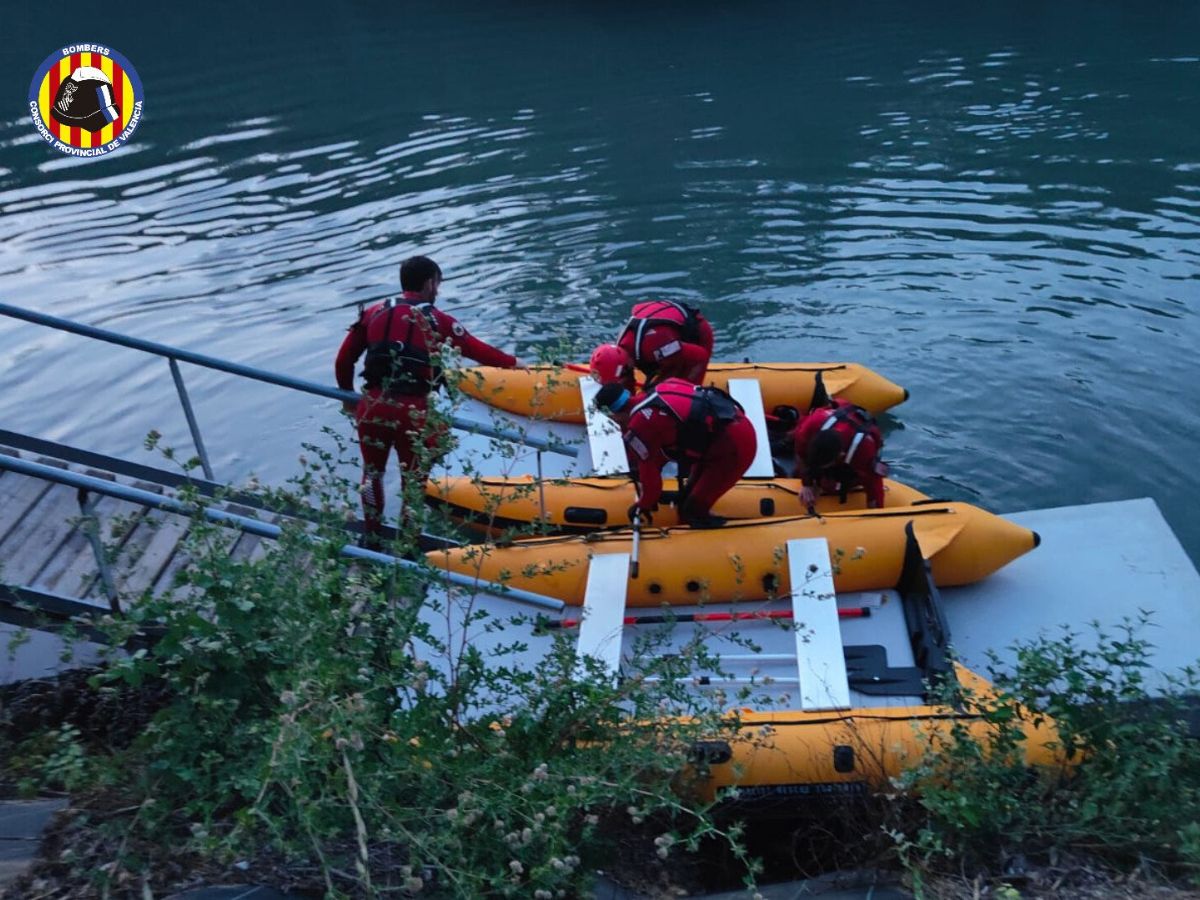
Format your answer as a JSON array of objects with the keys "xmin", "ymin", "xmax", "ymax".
[
  {"xmin": 455, "ymin": 361, "xmax": 909, "ymax": 423},
  {"xmin": 426, "ymin": 474, "xmax": 931, "ymax": 535},
  {"xmin": 426, "ymin": 502, "xmax": 1039, "ymax": 606},
  {"xmin": 539, "ymin": 526, "xmax": 1064, "ymax": 799}
]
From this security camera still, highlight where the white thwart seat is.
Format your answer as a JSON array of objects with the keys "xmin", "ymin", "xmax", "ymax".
[
  {"xmin": 574, "ymin": 551, "xmax": 630, "ymax": 677},
  {"xmin": 725, "ymin": 378, "xmax": 775, "ymax": 478},
  {"xmin": 579, "ymin": 376, "xmax": 628, "ymax": 476},
  {"xmin": 786, "ymin": 537, "xmax": 850, "ymax": 710}
]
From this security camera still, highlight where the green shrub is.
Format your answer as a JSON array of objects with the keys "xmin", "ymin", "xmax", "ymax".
[
  {"xmin": 892, "ymin": 615, "xmax": 1200, "ymax": 882},
  {"xmin": 21, "ymin": 374, "xmax": 763, "ymax": 897}
]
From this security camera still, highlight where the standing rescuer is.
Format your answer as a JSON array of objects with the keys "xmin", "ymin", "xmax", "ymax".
[
  {"xmin": 793, "ymin": 398, "xmax": 889, "ymax": 509},
  {"xmin": 594, "ymin": 377, "xmax": 757, "ymax": 528},
  {"xmin": 335, "ymin": 255, "xmax": 520, "ymax": 539}
]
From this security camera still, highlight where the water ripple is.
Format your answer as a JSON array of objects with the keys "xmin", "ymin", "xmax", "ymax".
[{"xmin": 2, "ymin": 2, "xmax": 1199, "ymax": 564}]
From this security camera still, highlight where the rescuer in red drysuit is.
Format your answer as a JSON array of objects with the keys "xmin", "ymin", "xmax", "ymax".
[
  {"xmin": 335, "ymin": 255, "xmax": 519, "ymax": 539},
  {"xmin": 594, "ymin": 377, "xmax": 757, "ymax": 528},
  {"xmin": 793, "ymin": 398, "xmax": 888, "ymax": 509},
  {"xmin": 615, "ymin": 300, "xmax": 714, "ymax": 386}
]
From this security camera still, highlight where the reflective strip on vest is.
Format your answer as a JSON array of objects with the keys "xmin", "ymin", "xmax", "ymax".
[
  {"xmin": 846, "ymin": 431, "xmax": 865, "ymax": 463},
  {"xmin": 819, "ymin": 408, "xmax": 868, "ymax": 463},
  {"xmin": 629, "ymin": 390, "xmax": 677, "ymax": 421},
  {"xmin": 654, "ymin": 339, "xmax": 682, "ymax": 361},
  {"xmin": 633, "ymin": 317, "xmax": 651, "ymax": 363},
  {"xmin": 630, "ymin": 382, "xmax": 735, "ymax": 431}
]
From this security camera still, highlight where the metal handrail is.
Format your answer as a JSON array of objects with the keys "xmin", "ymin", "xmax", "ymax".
[
  {"xmin": 0, "ymin": 583, "xmax": 118, "ymax": 646},
  {"xmin": 0, "ymin": 453, "xmax": 566, "ymax": 613},
  {"xmin": 0, "ymin": 303, "xmax": 578, "ymax": 480},
  {"xmin": 0, "ymin": 427, "xmax": 459, "ymax": 550}
]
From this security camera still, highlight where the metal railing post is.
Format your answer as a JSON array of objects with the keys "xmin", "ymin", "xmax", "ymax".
[
  {"xmin": 168, "ymin": 356, "xmax": 215, "ymax": 480},
  {"xmin": 76, "ymin": 488, "xmax": 120, "ymax": 614}
]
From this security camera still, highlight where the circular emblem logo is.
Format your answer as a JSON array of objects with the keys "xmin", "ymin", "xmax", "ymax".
[{"xmin": 28, "ymin": 43, "xmax": 143, "ymax": 158}]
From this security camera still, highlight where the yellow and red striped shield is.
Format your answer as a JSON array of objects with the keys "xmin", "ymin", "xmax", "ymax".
[{"xmin": 28, "ymin": 45, "xmax": 143, "ymax": 156}]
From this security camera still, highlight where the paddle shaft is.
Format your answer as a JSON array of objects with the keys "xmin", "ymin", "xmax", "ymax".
[
  {"xmin": 562, "ymin": 361, "xmax": 646, "ymax": 390},
  {"xmin": 630, "ymin": 510, "xmax": 641, "ymax": 579}
]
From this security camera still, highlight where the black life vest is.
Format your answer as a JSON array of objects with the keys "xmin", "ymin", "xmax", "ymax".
[
  {"xmin": 631, "ymin": 380, "xmax": 742, "ymax": 460},
  {"xmin": 617, "ymin": 300, "xmax": 704, "ymax": 368},
  {"xmin": 360, "ymin": 302, "xmax": 443, "ymax": 394}
]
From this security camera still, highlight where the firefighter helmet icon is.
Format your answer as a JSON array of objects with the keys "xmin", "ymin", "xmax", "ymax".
[
  {"xmin": 28, "ymin": 44, "xmax": 144, "ymax": 156},
  {"xmin": 50, "ymin": 66, "xmax": 120, "ymax": 133}
]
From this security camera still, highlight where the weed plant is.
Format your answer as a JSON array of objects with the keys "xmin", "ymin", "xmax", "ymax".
[
  {"xmin": 891, "ymin": 616, "xmax": 1200, "ymax": 889},
  {"xmin": 2, "ymin": 358, "xmax": 763, "ymax": 897}
]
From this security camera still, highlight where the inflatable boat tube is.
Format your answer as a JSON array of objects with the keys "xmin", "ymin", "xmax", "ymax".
[
  {"xmin": 691, "ymin": 666, "xmax": 1063, "ymax": 801},
  {"xmin": 454, "ymin": 361, "xmax": 909, "ymax": 423},
  {"xmin": 425, "ymin": 474, "xmax": 931, "ymax": 535},
  {"xmin": 425, "ymin": 502, "xmax": 1039, "ymax": 606}
]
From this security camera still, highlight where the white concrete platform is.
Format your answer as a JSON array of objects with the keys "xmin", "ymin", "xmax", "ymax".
[{"xmin": 942, "ymin": 497, "xmax": 1200, "ymax": 690}]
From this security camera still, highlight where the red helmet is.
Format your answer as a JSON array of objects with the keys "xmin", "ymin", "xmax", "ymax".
[{"xmin": 589, "ymin": 343, "xmax": 635, "ymax": 386}]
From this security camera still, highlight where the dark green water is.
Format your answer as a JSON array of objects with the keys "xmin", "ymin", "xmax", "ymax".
[{"xmin": 2, "ymin": 3, "xmax": 1198, "ymax": 563}]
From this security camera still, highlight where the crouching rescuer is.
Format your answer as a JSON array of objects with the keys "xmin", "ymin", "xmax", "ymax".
[
  {"xmin": 793, "ymin": 398, "xmax": 889, "ymax": 509},
  {"xmin": 594, "ymin": 377, "xmax": 757, "ymax": 529}
]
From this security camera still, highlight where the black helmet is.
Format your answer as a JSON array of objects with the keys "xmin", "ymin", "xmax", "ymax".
[
  {"xmin": 51, "ymin": 66, "xmax": 120, "ymax": 133},
  {"xmin": 594, "ymin": 382, "xmax": 632, "ymax": 414}
]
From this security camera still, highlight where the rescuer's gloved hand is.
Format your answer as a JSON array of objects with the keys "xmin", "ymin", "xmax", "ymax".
[{"xmin": 627, "ymin": 503, "xmax": 653, "ymax": 526}]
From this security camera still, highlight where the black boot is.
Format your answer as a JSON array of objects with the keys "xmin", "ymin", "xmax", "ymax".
[{"xmin": 685, "ymin": 512, "xmax": 727, "ymax": 529}]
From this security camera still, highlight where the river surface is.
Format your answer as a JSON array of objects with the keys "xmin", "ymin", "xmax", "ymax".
[{"xmin": 2, "ymin": 3, "xmax": 1198, "ymax": 567}]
